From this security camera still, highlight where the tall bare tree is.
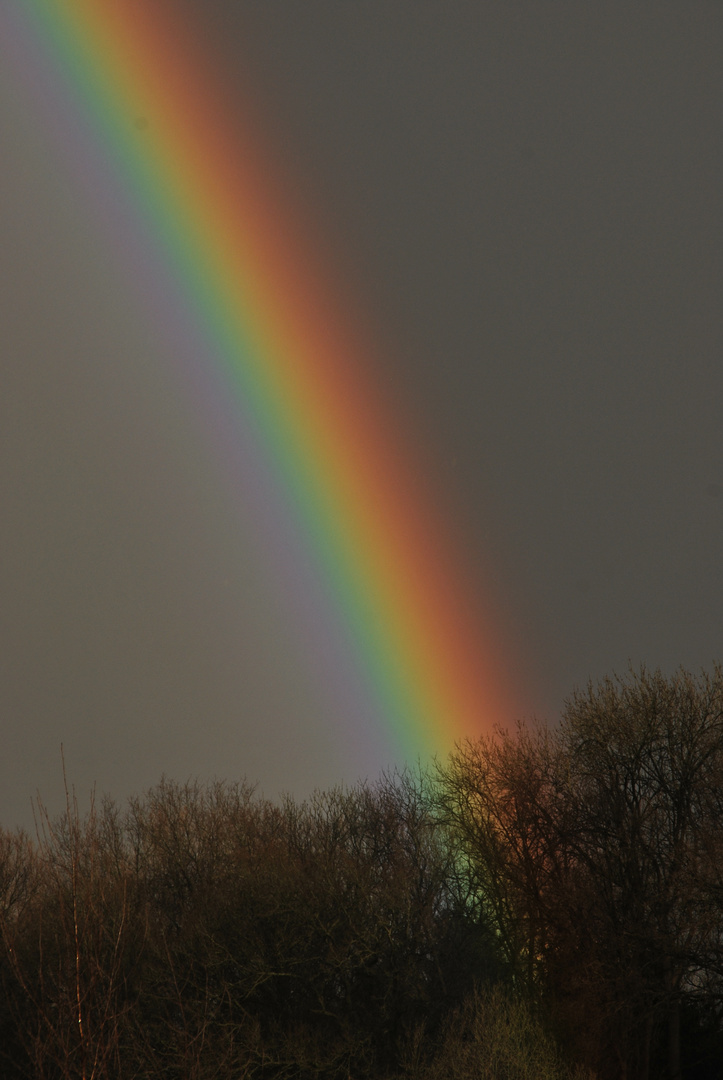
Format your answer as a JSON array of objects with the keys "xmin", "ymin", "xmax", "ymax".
[{"xmin": 436, "ymin": 666, "xmax": 723, "ymax": 1080}]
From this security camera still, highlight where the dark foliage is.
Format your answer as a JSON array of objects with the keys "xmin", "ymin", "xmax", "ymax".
[
  {"xmin": 1, "ymin": 667, "xmax": 721, "ymax": 1079},
  {"xmin": 0, "ymin": 772, "xmax": 507, "ymax": 1079}
]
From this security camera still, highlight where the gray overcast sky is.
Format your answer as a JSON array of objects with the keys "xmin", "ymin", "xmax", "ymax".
[{"xmin": 2, "ymin": 1, "xmax": 722, "ymax": 829}]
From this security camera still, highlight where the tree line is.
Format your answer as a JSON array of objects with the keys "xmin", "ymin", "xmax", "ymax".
[{"xmin": 1, "ymin": 666, "xmax": 722, "ymax": 1079}]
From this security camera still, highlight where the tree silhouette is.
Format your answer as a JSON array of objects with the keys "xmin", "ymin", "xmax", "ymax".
[{"xmin": 435, "ymin": 666, "xmax": 723, "ymax": 1080}]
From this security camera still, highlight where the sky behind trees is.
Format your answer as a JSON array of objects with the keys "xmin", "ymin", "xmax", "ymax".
[{"xmin": 1, "ymin": 1, "xmax": 722, "ymax": 828}]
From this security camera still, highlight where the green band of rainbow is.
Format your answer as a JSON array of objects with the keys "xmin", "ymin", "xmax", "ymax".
[{"xmin": 9, "ymin": 0, "xmax": 521, "ymax": 760}]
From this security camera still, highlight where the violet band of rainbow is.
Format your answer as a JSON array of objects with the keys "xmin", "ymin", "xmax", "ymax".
[{"xmin": 5, "ymin": 0, "xmax": 521, "ymax": 760}]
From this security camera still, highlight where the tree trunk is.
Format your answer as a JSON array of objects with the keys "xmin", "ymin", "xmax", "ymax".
[
  {"xmin": 640, "ymin": 1011, "xmax": 653, "ymax": 1080},
  {"xmin": 668, "ymin": 998, "xmax": 681, "ymax": 1080}
]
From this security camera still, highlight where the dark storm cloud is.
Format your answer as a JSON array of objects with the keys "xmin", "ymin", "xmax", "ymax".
[{"xmin": 1, "ymin": 1, "xmax": 721, "ymax": 827}]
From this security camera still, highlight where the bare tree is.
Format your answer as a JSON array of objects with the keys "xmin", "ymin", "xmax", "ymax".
[
  {"xmin": 435, "ymin": 666, "xmax": 723, "ymax": 1080},
  {"xmin": 558, "ymin": 666, "xmax": 723, "ymax": 1080},
  {"xmin": 1, "ymin": 771, "xmax": 139, "ymax": 1080}
]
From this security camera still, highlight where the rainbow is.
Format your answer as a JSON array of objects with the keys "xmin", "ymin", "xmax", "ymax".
[{"xmin": 3, "ymin": 0, "xmax": 521, "ymax": 762}]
